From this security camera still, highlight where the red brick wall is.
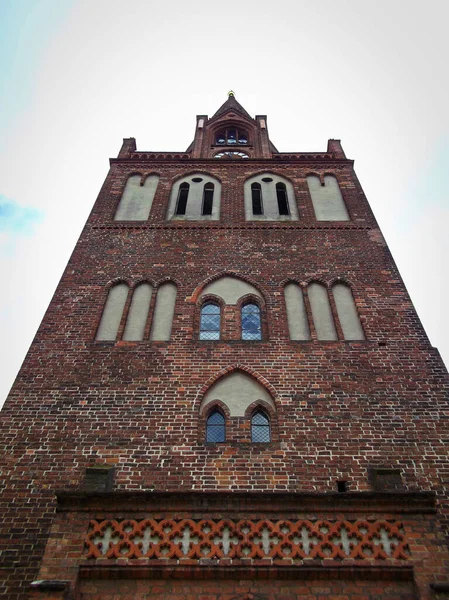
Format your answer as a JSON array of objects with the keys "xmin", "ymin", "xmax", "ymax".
[
  {"xmin": 78, "ymin": 577, "xmax": 418, "ymax": 600},
  {"xmin": 1, "ymin": 151, "xmax": 449, "ymax": 599}
]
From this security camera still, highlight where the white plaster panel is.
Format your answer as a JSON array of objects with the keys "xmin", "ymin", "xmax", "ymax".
[
  {"xmin": 307, "ymin": 175, "xmax": 349, "ymax": 221},
  {"xmin": 284, "ymin": 283, "xmax": 310, "ymax": 340},
  {"xmin": 167, "ymin": 174, "xmax": 221, "ymax": 220},
  {"xmin": 333, "ymin": 284, "xmax": 365, "ymax": 340},
  {"xmin": 123, "ymin": 284, "xmax": 152, "ymax": 341},
  {"xmin": 201, "ymin": 372, "xmax": 274, "ymax": 417},
  {"xmin": 150, "ymin": 282, "xmax": 177, "ymax": 341},
  {"xmin": 114, "ymin": 175, "xmax": 159, "ymax": 221},
  {"xmin": 201, "ymin": 277, "xmax": 261, "ymax": 304},
  {"xmin": 308, "ymin": 283, "xmax": 338, "ymax": 340},
  {"xmin": 244, "ymin": 173, "xmax": 298, "ymax": 221},
  {"xmin": 96, "ymin": 283, "xmax": 129, "ymax": 341}
]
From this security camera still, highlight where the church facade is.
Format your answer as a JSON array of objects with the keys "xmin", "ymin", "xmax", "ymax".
[{"xmin": 1, "ymin": 94, "xmax": 449, "ymax": 599}]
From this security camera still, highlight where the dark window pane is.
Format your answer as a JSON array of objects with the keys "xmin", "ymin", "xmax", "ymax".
[
  {"xmin": 176, "ymin": 183, "xmax": 189, "ymax": 215},
  {"xmin": 227, "ymin": 128, "xmax": 237, "ymax": 142},
  {"xmin": 276, "ymin": 183, "xmax": 290, "ymax": 215},
  {"xmin": 251, "ymin": 412, "xmax": 270, "ymax": 443},
  {"xmin": 238, "ymin": 130, "xmax": 248, "ymax": 144},
  {"xmin": 206, "ymin": 410, "xmax": 225, "ymax": 442},
  {"xmin": 202, "ymin": 184, "xmax": 214, "ymax": 216},
  {"xmin": 216, "ymin": 132, "xmax": 226, "ymax": 145},
  {"xmin": 251, "ymin": 183, "xmax": 263, "ymax": 215}
]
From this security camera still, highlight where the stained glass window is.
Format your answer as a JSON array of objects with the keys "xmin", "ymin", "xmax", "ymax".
[
  {"xmin": 241, "ymin": 303, "xmax": 262, "ymax": 340},
  {"xmin": 251, "ymin": 411, "xmax": 270, "ymax": 443},
  {"xmin": 206, "ymin": 410, "xmax": 225, "ymax": 442},
  {"xmin": 200, "ymin": 303, "xmax": 221, "ymax": 340}
]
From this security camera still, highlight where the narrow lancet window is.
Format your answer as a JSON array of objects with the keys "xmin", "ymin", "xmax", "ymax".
[
  {"xmin": 251, "ymin": 183, "xmax": 263, "ymax": 215},
  {"xmin": 202, "ymin": 183, "xmax": 214, "ymax": 216},
  {"xmin": 206, "ymin": 410, "xmax": 225, "ymax": 442},
  {"xmin": 200, "ymin": 303, "xmax": 221, "ymax": 340},
  {"xmin": 308, "ymin": 283, "xmax": 337, "ymax": 340},
  {"xmin": 241, "ymin": 303, "xmax": 262, "ymax": 340},
  {"xmin": 333, "ymin": 283, "xmax": 365, "ymax": 340},
  {"xmin": 276, "ymin": 182, "xmax": 290, "ymax": 215},
  {"xmin": 96, "ymin": 283, "xmax": 129, "ymax": 341},
  {"xmin": 123, "ymin": 283, "xmax": 152, "ymax": 341},
  {"xmin": 251, "ymin": 411, "xmax": 271, "ymax": 443},
  {"xmin": 175, "ymin": 183, "xmax": 189, "ymax": 215},
  {"xmin": 149, "ymin": 283, "xmax": 177, "ymax": 341}
]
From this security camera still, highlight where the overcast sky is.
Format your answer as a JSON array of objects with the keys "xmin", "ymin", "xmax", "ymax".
[{"xmin": 1, "ymin": 0, "xmax": 448, "ymax": 408}]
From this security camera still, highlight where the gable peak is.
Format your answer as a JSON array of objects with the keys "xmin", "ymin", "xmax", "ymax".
[{"xmin": 211, "ymin": 92, "xmax": 253, "ymax": 122}]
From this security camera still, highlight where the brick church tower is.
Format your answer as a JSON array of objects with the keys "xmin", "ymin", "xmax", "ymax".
[{"xmin": 1, "ymin": 93, "xmax": 449, "ymax": 599}]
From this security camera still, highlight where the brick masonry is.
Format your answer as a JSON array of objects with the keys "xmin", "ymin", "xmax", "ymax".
[{"xmin": 1, "ymin": 97, "xmax": 449, "ymax": 598}]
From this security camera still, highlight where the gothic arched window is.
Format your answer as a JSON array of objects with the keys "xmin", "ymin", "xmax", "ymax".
[
  {"xmin": 241, "ymin": 303, "xmax": 262, "ymax": 340},
  {"xmin": 200, "ymin": 303, "xmax": 221, "ymax": 340},
  {"xmin": 202, "ymin": 183, "xmax": 214, "ymax": 216},
  {"xmin": 215, "ymin": 128, "xmax": 248, "ymax": 145},
  {"xmin": 244, "ymin": 174, "xmax": 298, "ymax": 221},
  {"xmin": 251, "ymin": 410, "xmax": 271, "ymax": 443},
  {"xmin": 276, "ymin": 182, "xmax": 290, "ymax": 215},
  {"xmin": 206, "ymin": 409, "xmax": 226, "ymax": 442},
  {"xmin": 251, "ymin": 183, "xmax": 263, "ymax": 215},
  {"xmin": 175, "ymin": 182, "xmax": 189, "ymax": 215},
  {"xmin": 96, "ymin": 283, "xmax": 129, "ymax": 341}
]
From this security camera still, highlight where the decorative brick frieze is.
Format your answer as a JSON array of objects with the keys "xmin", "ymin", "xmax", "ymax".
[{"xmin": 85, "ymin": 517, "xmax": 410, "ymax": 561}]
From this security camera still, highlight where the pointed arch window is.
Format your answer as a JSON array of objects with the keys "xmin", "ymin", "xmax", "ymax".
[
  {"xmin": 200, "ymin": 303, "xmax": 221, "ymax": 340},
  {"xmin": 241, "ymin": 303, "xmax": 262, "ymax": 340},
  {"xmin": 202, "ymin": 183, "xmax": 214, "ymax": 216},
  {"xmin": 251, "ymin": 410, "xmax": 271, "ymax": 443},
  {"xmin": 175, "ymin": 182, "xmax": 189, "ymax": 215},
  {"xmin": 276, "ymin": 182, "xmax": 290, "ymax": 215},
  {"xmin": 206, "ymin": 409, "xmax": 226, "ymax": 442},
  {"xmin": 251, "ymin": 183, "xmax": 263, "ymax": 215}
]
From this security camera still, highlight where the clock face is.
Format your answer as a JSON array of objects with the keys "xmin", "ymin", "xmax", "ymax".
[{"xmin": 214, "ymin": 151, "xmax": 249, "ymax": 159}]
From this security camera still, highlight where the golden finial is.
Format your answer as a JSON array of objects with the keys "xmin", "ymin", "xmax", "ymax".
[{"xmin": 228, "ymin": 90, "xmax": 235, "ymax": 97}]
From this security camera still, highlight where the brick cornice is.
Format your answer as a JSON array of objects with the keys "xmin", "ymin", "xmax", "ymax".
[{"xmin": 55, "ymin": 490, "xmax": 436, "ymax": 514}]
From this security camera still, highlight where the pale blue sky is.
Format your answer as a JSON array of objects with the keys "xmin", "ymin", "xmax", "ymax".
[
  {"xmin": 0, "ymin": 0, "xmax": 448, "ymax": 406},
  {"xmin": 0, "ymin": 0, "xmax": 73, "ymax": 135}
]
